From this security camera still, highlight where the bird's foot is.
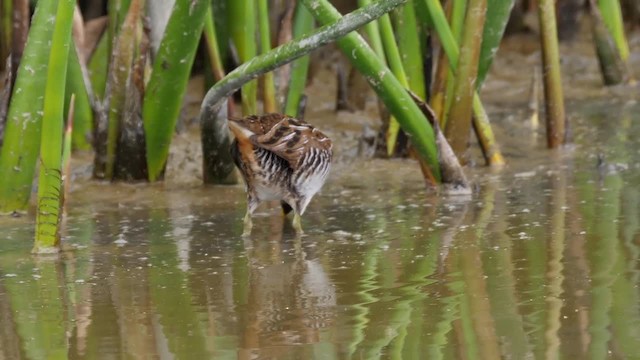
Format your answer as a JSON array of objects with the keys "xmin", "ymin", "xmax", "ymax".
[{"xmin": 292, "ymin": 213, "xmax": 303, "ymax": 235}]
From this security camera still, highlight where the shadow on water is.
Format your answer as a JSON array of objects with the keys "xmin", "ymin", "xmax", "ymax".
[{"xmin": 1, "ymin": 100, "xmax": 640, "ymax": 359}]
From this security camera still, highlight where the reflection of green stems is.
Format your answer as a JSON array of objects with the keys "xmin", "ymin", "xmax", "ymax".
[
  {"xmin": 148, "ymin": 209, "xmax": 211, "ymax": 358},
  {"xmin": 588, "ymin": 175, "xmax": 622, "ymax": 359},
  {"xmin": 545, "ymin": 174, "xmax": 566, "ymax": 359},
  {"xmin": 478, "ymin": 181, "xmax": 529, "ymax": 358},
  {"xmin": 2, "ymin": 259, "xmax": 67, "ymax": 359}
]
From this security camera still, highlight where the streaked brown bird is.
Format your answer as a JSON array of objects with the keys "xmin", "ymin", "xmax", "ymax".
[{"xmin": 228, "ymin": 114, "xmax": 333, "ymax": 236}]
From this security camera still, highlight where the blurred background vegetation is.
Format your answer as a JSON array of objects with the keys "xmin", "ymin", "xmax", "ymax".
[{"xmin": 0, "ymin": 0, "xmax": 636, "ymax": 252}]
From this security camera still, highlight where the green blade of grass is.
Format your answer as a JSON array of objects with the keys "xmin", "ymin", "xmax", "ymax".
[
  {"xmin": 0, "ymin": 0, "xmax": 60, "ymax": 214},
  {"xmin": 34, "ymin": 0, "xmax": 75, "ymax": 253},
  {"xmin": 143, "ymin": 0, "xmax": 209, "ymax": 181}
]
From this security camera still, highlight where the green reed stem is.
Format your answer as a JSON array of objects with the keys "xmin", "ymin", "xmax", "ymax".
[
  {"xmin": 537, "ymin": 0, "xmax": 566, "ymax": 148},
  {"xmin": 444, "ymin": 0, "xmax": 487, "ymax": 160},
  {"xmin": 590, "ymin": 1, "xmax": 627, "ymax": 85},
  {"xmin": 203, "ymin": 6, "xmax": 226, "ymax": 82},
  {"xmin": 34, "ymin": 0, "xmax": 75, "ymax": 253},
  {"xmin": 442, "ymin": 0, "xmax": 466, "ymax": 127},
  {"xmin": 65, "ymin": 44, "xmax": 93, "ymax": 150},
  {"xmin": 0, "ymin": 0, "xmax": 59, "ymax": 214},
  {"xmin": 283, "ymin": 3, "xmax": 314, "ymax": 117},
  {"xmin": 377, "ymin": 10, "xmax": 408, "ymax": 155},
  {"xmin": 228, "ymin": 0, "xmax": 257, "ymax": 115},
  {"xmin": 143, "ymin": 0, "xmax": 209, "ymax": 181},
  {"xmin": 422, "ymin": 0, "xmax": 504, "ymax": 165},
  {"xmin": 257, "ymin": 0, "xmax": 277, "ymax": 113},
  {"xmin": 598, "ymin": 0, "xmax": 630, "ymax": 62},
  {"xmin": 88, "ymin": 32, "xmax": 109, "ymax": 99}
]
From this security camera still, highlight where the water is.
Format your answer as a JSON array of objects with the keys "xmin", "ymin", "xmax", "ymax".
[{"xmin": 1, "ymin": 98, "xmax": 640, "ymax": 359}]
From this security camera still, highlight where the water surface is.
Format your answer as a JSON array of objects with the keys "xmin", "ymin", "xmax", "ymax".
[{"xmin": 1, "ymin": 99, "xmax": 640, "ymax": 359}]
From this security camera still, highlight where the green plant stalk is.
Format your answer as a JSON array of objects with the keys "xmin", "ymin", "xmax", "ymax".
[
  {"xmin": 257, "ymin": 0, "xmax": 277, "ymax": 113},
  {"xmin": 304, "ymin": 0, "xmax": 440, "ymax": 179},
  {"xmin": 0, "ymin": 0, "xmax": 59, "ymax": 214},
  {"xmin": 423, "ymin": 0, "xmax": 504, "ymax": 165},
  {"xmin": 65, "ymin": 44, "xmax": 93, "ymax": 150},
  {"xmin": 62, "ymin": 94, "xmax": 74, "ymax": 206},
  {"xmin": 377, "ymin": 12, "xmax": 409, "ymax": 155},
  {"xmin": 283, "ymin": 3, "xmax": 314, "ymax": 116},
  {"xmin": 395, "ymin": 1, "xmax": 426, "ymax": 99},
  {"xmin": 228, "ymin": 0, "xmax": 257, "ymax": 115},
  {"xmin": 103, "ymin": 0, "xmax": 144, "ymax": 180},
  {"xmin": 441, "ymin": 0, "xmax": 465, "ymax": 127},
  {"xmin": 34, "ymin": 0, "xmax": 75, "ymax": 253},
  {"xmin": 591, "ymin": 1, "xmax": 627, "ymax": 85},
  {"xmin": 88, "ymin": 32, "xmax": 109, "ymax": 99},
  {"xmin": 203, "ymin": 6, "xmax": 226, "ymax": 81},
  {"xmin": 477, "ymin": 0, "xmax": 516, "ymax": 87},
  {"xmin": 598, "ymin": 0, "xmax": 630, "ymax": 61},
  {"xmin": 200, "ymin": 0, "xmax": 442, "ymax": 180},
  {"xmin": 108, "ymin": 0, "xmax": 133, "ymax": 56},
  {"xmin": 537, "ymin": 0, "xmax": 566, "ymax": 148},
  {"xmin": 444, "ymin": 0, "xmax": 487, "ymax": 160},
  {"xmin": 143, "ymin": 0, "xmax": 209, "ymax": 181}
]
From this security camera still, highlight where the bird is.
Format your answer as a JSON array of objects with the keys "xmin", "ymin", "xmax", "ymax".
[{"xmin": 228, "ymin": 113, "xmax": 333, "ymax": 236}]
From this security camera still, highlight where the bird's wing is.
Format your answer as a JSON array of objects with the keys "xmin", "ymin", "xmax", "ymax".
[{"xmin": 253, "ymin": 117, "xmax": 332, "ymax": 167}]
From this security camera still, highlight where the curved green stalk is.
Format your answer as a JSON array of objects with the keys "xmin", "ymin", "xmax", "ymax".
[
  {"xmin": 0, "ymin": 0, "xmax": 60, "ymax": 214},
  {"xmin": 143, "ymin": 0, "xmax": 209, "ymax": 181},
  {"xmin": 34, "ymin": 0, "xmax": 75, "ymax": 253}
]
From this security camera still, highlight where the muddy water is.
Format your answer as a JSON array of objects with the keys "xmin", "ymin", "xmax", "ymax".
[{"xmin": 1, "ymin": 97, "xmax": 639, "ymax": 359}]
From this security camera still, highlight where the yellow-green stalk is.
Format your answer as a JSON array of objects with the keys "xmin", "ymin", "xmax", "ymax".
[
  {"xmin": 228, "ymin": 0, "xmax": 257, "ymax": 115},
  {"xmin": 34, "ymin": 0, "xmax": 75, "ymax": 254},
  {"xmin": 203, "ymin": 6, "xmax": 226, "ymax": 82},
  {"xmin": 257, "ymin": 0, "xmax": 277, "ymax": 113},
  {"xmin": 65, "ymin": 44, "xmax": 93, "ymax": 150},
  {"xmin": 538, "ymin": 0, "xmax": 566, "ymax": 148},
  {"xmin": 283, "ymin": 3, "xmax": 314, "ymax": 117}
]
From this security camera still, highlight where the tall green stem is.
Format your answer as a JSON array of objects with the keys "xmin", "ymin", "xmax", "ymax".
[
  {"xmin": 257, "ymin": 0, "xmax": 277, "ymax": 113},
  {"xmin": 283, "ymin": 4, "xmax": 314, "ymax": 117},
  {"xmin": 228, "ymin": 0, "xmax": 257, "ymax": 115},
  {"xmin": 34, "ymin": 0, "xmax": 75, "ymax": 253},
  {"xmin": 444, "ymin": 0, "xmax": 487, "ymax": 160},
  {"xmin": 538, "ymin": 0, "xmax": 566, "ymax": 148}
]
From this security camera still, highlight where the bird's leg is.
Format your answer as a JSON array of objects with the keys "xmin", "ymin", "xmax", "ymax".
[
  {"xmin": 242, "ymin": 210, "xmax": 253, "ymax": 237},
  {"xmin": 292, "ymin": 212, "xmax": 303, "ymax": 234},
  {"xmin": 242, "ymin": 197, "xmax": 259, "ymax": 237}
]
